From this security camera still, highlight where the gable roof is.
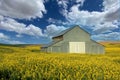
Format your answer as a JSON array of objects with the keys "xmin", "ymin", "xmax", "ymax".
[
  {"xmin": 52, "ymin": 25, "xmax": 90, "ymax": 38},
  {"xmin": 42, "ymin": 40, "xmax": 62, "ymax": 48}
]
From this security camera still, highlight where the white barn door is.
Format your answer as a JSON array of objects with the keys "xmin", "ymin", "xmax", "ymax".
[{"xmin": 69, "ymin": 42, "xmax": 85, "ymax": 53}]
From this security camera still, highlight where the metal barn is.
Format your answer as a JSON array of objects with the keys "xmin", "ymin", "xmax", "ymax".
[{"xmin": 41, "ymin": 26, "xmax": 105, "ymax": 54}]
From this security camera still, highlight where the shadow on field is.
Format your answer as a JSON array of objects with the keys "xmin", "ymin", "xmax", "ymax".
[{"xmin": 30, "ymin": 50, "xmax": 41, "ymax": 53}]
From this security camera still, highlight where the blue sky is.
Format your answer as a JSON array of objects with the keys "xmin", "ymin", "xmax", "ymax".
[{"xmin": 0, "ymin": 0, "xmax": 120, "ymax": 44}]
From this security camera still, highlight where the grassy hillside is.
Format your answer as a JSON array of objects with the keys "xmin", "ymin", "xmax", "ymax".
[
  {"xmin": 100, "ymin": 41, "xmax": 120, "ymax": 55},
  {"xmin": 0, "ymin": 44, "xmax": 41, "ymax": 54},
  {"xmin": 100, "ymin": 41, "xmax": 120, "ymax": 48},
  {"xmin": 0, "ymin": 42, "xmax": 120, "ymax": 80}
]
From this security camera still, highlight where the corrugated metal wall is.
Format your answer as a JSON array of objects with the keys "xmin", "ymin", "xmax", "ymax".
[{"xmin": 85, "ymin": 41, "xmax": 104, "ymax": 54}]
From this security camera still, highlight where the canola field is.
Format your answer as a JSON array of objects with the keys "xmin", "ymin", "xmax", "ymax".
[{"xmin": 0, "ymin": 42, "xmax": 120, "ymax": 80}]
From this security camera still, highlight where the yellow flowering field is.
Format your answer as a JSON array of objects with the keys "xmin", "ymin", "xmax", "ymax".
[{"xmin": 0, "ymin": 42, "xmax": 120, "ymax": 80}]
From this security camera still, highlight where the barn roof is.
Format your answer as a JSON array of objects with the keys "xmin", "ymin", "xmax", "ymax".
[
  {"xmin": 52, "ymin": 25, "xmax": 90, "ymax": 38},
  {"xmin": 90, "ymin": 39, "xmax": 105, "ymax": 47},
  {"xmin": 42, "ymin": 40, "xmax": 62, "ymax": 48}
]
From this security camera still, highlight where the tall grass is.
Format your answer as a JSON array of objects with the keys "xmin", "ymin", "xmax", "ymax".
[{"xmin": 0, "ymin": 42, "xmax": 120, "ymax": 79}]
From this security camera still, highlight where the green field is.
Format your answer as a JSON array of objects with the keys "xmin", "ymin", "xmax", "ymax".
[{"xmin": 0, "ymin": 42, "xmax": 120, "ymax": 80}]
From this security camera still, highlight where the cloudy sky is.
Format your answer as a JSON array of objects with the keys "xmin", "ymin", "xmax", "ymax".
[{"xmin": 0, "ymin": 0, "xmax": 120, "ymax": 44}]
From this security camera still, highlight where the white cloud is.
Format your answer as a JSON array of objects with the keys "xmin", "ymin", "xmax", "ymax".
[
  {"xmin": 63, "ymin": 1, "xmax": 120, "ymax": 33},
  {"xmin": 92, "ymin": 32, "xmax": 120, "ymax": 41},
  {"xmin": 57, "ymin": 0, "xmax": 85, "ymax": 9},
  {"xmin": 0, "ymin": 0, "xmax": 119, "ymax": 42},
  {"xmin": 0, "ymin": 16, "xmax": 67, "ymax": 39},
  {"xmin": 25, "ymin": 24, "xmax": 43, "ymax": 37},
  {"xmin": 104, "ymin": 7, "xmax": 120, "ymax": 22},
  {"xmin": 0, "ymin": 33, "xmax": 24, "ymax": 44},
  {"xmin": 57, "ymin": 0, "xmax": 68, "ymax": 9},
  {"xmin": 0, "ymin": 0, "xmax": 46, "ymax": 38},
  {"xmin": 93, "ymin": 22, "xmax": 119, "ymax": 33},
  {"xmin": 57, "ymin": 0, "xmax": 85, "ymax": 17},
  {"xmin": 4, "ymin": 39, "xmax": 25, "ymax": 44},
  {"xmin": 57, "ymin": 0, "xmax": 69, "ymax": 17},
  {"xmin": 103, "ymin": 0, "xmax": 119, "ymax": 11},
  {"xmin": 16, "ymin": 34, "xmax": 23, "ymax": 38},
  {"xmin": 0, "ymin": 33, "xmax": 9, "ymax": 40},
  {"xmin": 0, "ymin": 17, "xmax": 44, "ymax": 37},
  {"xmin": 44, "ymin": 24, "xmax": 66, "ymax": 37},
  {"xmin": 0, "ymin": 15, "xmax": 4, "ymax": 21},
  {"xmin": 66, "ymin": 4, "xmax": 103, "ymax": 25},
  {"xmin": 56, "ymin": 0, "xmax": 120, "ymax": 41},
  {"xmin": 103, "ymin": 0, "xmax": 120, "ymax": 22},
  {"xmin": 47, "ymin": 18, "xmax": 65, "ymax": 24},
  {"xmin": 76, "ymin": 0, "xmax": 85, "ymax": 6},
  {"xmin": 47, "ymin": 18, "xmax": 56, "ymax": 23},
  {"xmin": 66, "ymin": 4, "xmax": 104, "ymax": 28},
  {"xmin": 0, "ymin": 0, "xmax": 46, "ymax": 19}
]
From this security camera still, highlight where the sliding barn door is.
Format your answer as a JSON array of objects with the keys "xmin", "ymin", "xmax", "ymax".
[{"xmin": 69, "ymin": 42, "xmax": 85, "ymax": 53}]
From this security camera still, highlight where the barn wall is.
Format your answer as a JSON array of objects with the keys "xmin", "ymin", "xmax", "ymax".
[
  {"xmin": 52, "ymin": 46, "xmax": 61, "ymax": 52},
  {"xmin": 41, "ymin": 47, "xmax": 47, "ymax": 52},
  {"xmin": 47, "ymin": 47, "xmax": 52, "ymax": 52},
  {"xmin": 63, "ymin": 27, "xmax": 90, "ymax": 42},
  {"xmin": 85, "ymin": 41, "xmax": 105, "ymax": 54},
  {"xmin": 46, "ymin": 41, "xmax": 104, "ymax": 54},
  {"xmin": 47, "ymin": 41, "xmax": 69, "ymax": 53},
  {"xmin": 60, "ymin": 42, "xmax": 69, "ymax": 53}
]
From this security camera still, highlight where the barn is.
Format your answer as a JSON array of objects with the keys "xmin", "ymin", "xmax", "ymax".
[{"xmin": 41, "ymin": 25, "xmax": 105, "ymax": 54}]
